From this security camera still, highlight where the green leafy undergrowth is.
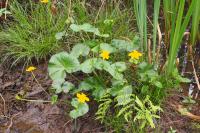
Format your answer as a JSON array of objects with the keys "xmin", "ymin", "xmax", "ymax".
[
  {"xmin": 48, "ymin": 22, "xmax": 190, "ymax": 131},
  {"xmin": 48, "ymin": 33, "xmax": 161, "ymax": 130}
]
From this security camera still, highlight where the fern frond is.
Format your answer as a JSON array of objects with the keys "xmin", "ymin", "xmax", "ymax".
[{"xmin": 95, "ymin": 93, "xmax": 112, "ymax": 123}]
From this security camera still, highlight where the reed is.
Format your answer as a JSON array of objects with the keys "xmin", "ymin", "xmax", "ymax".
[
  {"xmin": 133, "ymin": 0, "xmax": 147, "ymax": 53},
  {"xmin": 190, "ymin": 0, "xmax": 200, "ymax": 45},
  {"xmin": 163, "ymin": 0, "xmax": 175, "ymax": 49},
  {"xmin": 166, "ymin": 0, "xmax": 197, "ymax": 75}
]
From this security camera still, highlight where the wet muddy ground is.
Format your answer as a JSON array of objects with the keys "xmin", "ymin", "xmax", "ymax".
[{"xmin": 0, "ymin": 63, "xmax": 102, "ymax": 133}]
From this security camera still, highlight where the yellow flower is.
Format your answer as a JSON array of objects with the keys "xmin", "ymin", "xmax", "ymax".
[
  {"xmin": 40, "ymin": 0, "xmax": 49, "ymax": 3},
  {"xmin": 128, "ymin": 50, "xmax": 142, "ymax": 60},
  {"xmin": 76, "ymin": 93, "xmax": 90, "ymax": 103},
  {"xmin": 26, "ymin": 66, "xmax": 36, "ymax": 72},
  {"xmin": 100, "ymin": 50, "xmax": 110, "ymax": 60}
]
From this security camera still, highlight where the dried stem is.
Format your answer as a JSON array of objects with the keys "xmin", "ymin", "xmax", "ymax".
[
  {"xmin": 5, "ymin": 0, "xmax": 8, "ymax": 20},
  {"xmin": 156, "ymin": 24, "xmax": 162, "ymax": 66},
  {"xmin": 0, "ymin": 93, "xmax": 6, "ymax": 115},
  {"xmin": 148, "ymin": 39, "xmax": 152, "ymax": 64}
]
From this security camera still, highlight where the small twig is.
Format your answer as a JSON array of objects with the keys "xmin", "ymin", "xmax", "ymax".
[
  {"xmin": 17, "ymin": 97, "xmax": 51, "ymax": 103},
  {"xmin": 146, "ymin": 15, "xmax": 153, "ymax": 27},
  {"xmin": 0, "ymin": 93, "xmax": 6, "ymax": 115},
  {"xmin": 63, "ymin": 119, "xmax": 73, "ymax": 127},
  {"xmin": 176, "ymin": 104, "xmax": 200, "ymax": 121},
  {"xmin": 191, "ymin": 55, "xmax": 200, "ymax": 98}
]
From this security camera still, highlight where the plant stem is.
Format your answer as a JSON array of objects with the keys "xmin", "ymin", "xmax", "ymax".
[{"xmin": 31, "ymin": 72, "xmax": 49, "ymax": 96}]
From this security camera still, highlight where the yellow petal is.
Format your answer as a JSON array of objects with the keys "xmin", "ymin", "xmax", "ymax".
[
  {"xmin": 26, "ymin": 66, "xmax": 36, "ymax": 72},
  {"xmin": 100, "ymin": 50, "xmax": 110, "ymax": 60},
  {"xmin": 40, "ymin": 0, "xmax": 48, "ymax": 3}
]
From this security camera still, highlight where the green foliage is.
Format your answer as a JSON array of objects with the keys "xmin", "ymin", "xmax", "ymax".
[
  {"xmin": 51, "ymin": 95, "xmax": 58, "ymax": 105},
  {"xmin": 0, "ymin": 0, "xmax": 68, "ymax": 64},
  {"xmin": 95, "ymin": 93, "xmax": 112, "ymax": 123},
  {"xmin": 48, "ymin": 23, "xmax": 153, "ymax": 123},
  {"xmin": 48, "ymin": 52, "xmax": 80, "ymax": 82},
  {"xmin": 111, "ymin": 36, "xmax": 140, "ymax": 52},
  {"xmin": 47, "ymin": 21, "xmax": 168, "ymax": 130},
  {"xmin": 171, "ymin": 68, "xmax": 191, "ymax": 83},
  {"xmin": 0, "ymin": 8, "xmax": 11, "ymax": 17},
  {"xmin": 77, "ymin": 77, "xmax": 105, "ymax": 100},
  {"xmin": 190, "ymin": 0, "xmax": 200, "ymax": 45},
  {"xmin": 97, "ymin": 93, "xmax": 162, "ymax": 131},
  {"xmin": 133, "ymin": 0, "xmax": 147, "ymax": 52},
  {"xmin": 1, "ymin": 0, "xmax": 198, "ymax": 131},
  {"xmin": 70, "ymin": 43, "xmax": 90, "ymax": 58},
  {"xmin": 168, "ymin": 127, "xmax": 177, "ymax": 133},
  {"xmin": 70, "ymin": 23, "xmax": 109, "ymax": 38},
  {"xmin": 69, "ymin": 98, "xmax": 89, "ymax": 119},
  {"xmin": 115, "ymin": 85, "xmax": 132, "ymax": 105},
  {"xmin": 52, "ymin": 81, "xmax": 75, "ymax": 94},
  {"xmin": 182, "ymin": 96, "xmax": 196, "ymax": 104},
  {"xmin": 133, "ymin": 96, "xmax": 162, "ymax": 129},
  {"xmin": 167, "ymin": 0, "xmax": 197, "ymax": 75}
]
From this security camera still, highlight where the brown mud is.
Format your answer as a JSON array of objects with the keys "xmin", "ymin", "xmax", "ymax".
[{"xmin": 0, "ymin": 63, "xmax": 102, "ymax": 133}]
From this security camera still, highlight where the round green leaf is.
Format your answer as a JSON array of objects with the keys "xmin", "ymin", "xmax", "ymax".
[
  {"xmin": 111, "ymin": 62, "xmax": 127, "ymax": 72},
  {"xmin": 48, "ymin": 52, "xmax": 80, "ymax": 81},
  {"xmin": 69, "ymin": 98, "xmax": 89, "ymax": 119},
  {"xmin": 70, "ymin": 43, "xmax": 90, "ymax": 58},
  {"xmin": 100, "ymin": 43, "xmax": 116, "ymax": 53},
  {"xmin": 55, "ymin": 31, "xmax": 68, "ymax": 40},
  {"xmin": 80, "ymin": 58, "xmax": 97, "ymax": 73}
]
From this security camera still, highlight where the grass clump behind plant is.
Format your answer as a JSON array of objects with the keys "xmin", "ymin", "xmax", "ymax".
[{"xmin": 0, "ymin": 0, "xmax": 68, "ymax": 64}]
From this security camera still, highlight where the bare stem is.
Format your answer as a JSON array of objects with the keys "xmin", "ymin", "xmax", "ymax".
[{"xmin": 31, "ymin": 72, "xmax": 49, "ymax": 96}]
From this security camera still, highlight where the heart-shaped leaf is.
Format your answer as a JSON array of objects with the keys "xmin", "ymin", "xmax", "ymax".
[
  {"xmin": 70, "ymin": 43, "xmax": 90, "ymax": 58},
  {"xmin": 69, "ymin": 98, "xmax": 89, "ymax": 119},
  {"xmin": 48, "ymin": 52, "xmax": 80, "ymax": 81}
]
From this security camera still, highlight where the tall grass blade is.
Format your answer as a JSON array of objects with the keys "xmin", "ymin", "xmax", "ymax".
[
  {"xmin": 133, "ymin": 0, "xmax": 147, "ymax": 53},
  {"xmin": 163, "ymin": 0, "xmax": 175, "ymax": 47},
  {"xmin": 167, "ymin": 0, "xmax": 197, "ymax": 75},
  {"xmin": 190, "ymin": 0, "xmax": 200, "ymax": 45}
]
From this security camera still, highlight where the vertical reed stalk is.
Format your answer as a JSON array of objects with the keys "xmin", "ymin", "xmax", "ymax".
[
  {"xmin": 166, "ymin": 0, "xmax": 196, "ymax": 75},
  {"xmin": 133, "ymin": 0, "xmax": 147, "ymax": 53},
  {"xmin": 152, "ymin": 0, "xmax": 160, "ymax": 64},
  {"xmin": 190, "ymin": 0, "xmax": 200, "ymax": 45}
]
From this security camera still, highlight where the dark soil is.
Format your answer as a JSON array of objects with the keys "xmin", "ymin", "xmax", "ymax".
[{"xmin": 0, "ymin": 63, "xmax": 102, "ymax": 133}]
